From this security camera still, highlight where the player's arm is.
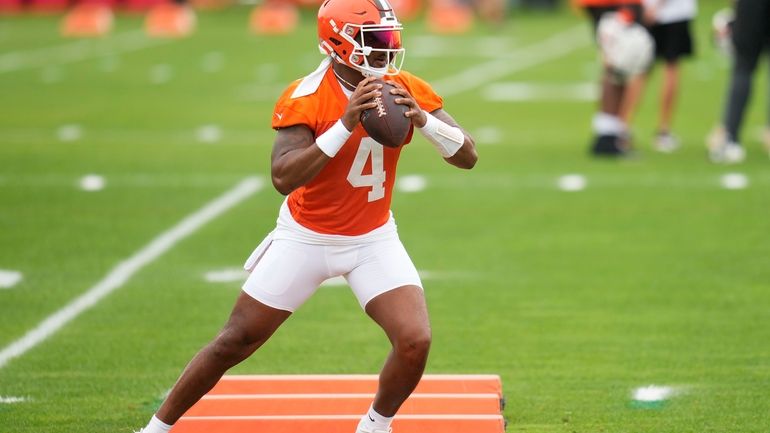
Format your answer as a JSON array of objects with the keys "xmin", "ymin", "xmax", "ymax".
[
  {"xmin": 270, "ymin": 124, "xmax": 328, "ymax": 195},
  {"xmin": 427, "ymin": 108, "xmax": 478, "ymax": 170},
  {"xmin": 270, "ymin": 77, "xmax": 382, "ymax": 195},
  {"xmin": 391, "ymin": 86, "xmax": 477, "ymax": 169}
]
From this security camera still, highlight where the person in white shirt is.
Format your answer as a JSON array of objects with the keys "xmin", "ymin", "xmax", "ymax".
[{"xmin": 621, "ymin": 0, "xmax": 697, "ymax": 153}]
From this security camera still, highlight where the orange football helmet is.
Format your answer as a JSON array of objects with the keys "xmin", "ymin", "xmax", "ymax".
[{"xmin": 317, "ymin": 0, "xmax": 405, "ymax": 77}]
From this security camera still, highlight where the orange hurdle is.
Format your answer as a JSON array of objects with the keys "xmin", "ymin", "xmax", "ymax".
[
  {"xmin": 209, "ymin": 374, "xmax": 503, "ymax": 397},
  {"xmin": 186, "ymin": 393, "xmax": 502, "ymax": 416},
  {"xmin": 173, "ymin": 414, "xmax": 505, "ymax": 433},
  {"xmin": 170, "ymin": 374, "xmax": 506, "ymax": 433}
]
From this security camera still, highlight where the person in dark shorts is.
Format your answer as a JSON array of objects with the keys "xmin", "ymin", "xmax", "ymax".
[
  {"xmin": 621, "ymin": 0, "xmax": 696, "ymax": 153},
  {"xmin": 708, "ymin": 0, "xmax": 770, "ymax": 163}
]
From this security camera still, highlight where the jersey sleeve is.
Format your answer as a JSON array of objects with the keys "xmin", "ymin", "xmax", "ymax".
[
  {"xmin": 397, "ymin": 71, "xmax": 443, "ymax": 114},
  {"xmin": 271, "ymin": 81, "xmax": 318, "ymax": 131}
]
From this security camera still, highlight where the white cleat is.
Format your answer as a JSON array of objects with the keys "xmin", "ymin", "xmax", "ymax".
[
  {"xmin": 654, "ymin": 131, "xmax": 680, "ymax": 153},
  {"xmin": 709, "ymin": 141, "xmax": 746, "ymax": 164},
  {"xmin": 707, "ymin": 126, "xmax": 745, "ymax": 164}
]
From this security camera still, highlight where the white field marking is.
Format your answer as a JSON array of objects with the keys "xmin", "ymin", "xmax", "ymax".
[
  {"xmin": 420, "ymin": 171, "xmax": 770, "ymax": 190},
  {"xmin": 0, "ymin": 30, "xmax": 170, "ymax": 74},
  {"xmin": 409, "ymin": 36, "xmax": 515, "ymax": 58},
  {"xmin": 557, "ymin": 174, "xmax": 587, "ymax": 192},
  {"xmin": 473, "ymin": 126, "xmax": 502, "ymax": 145},
  {"xmin": 0, "ymin": 177, "xmax": 263, "ymax": 370},
  {"xmin": 204, "ymin": 268, "xmax": 248, "ymax": 283},
  {"xmin": 1, "ymin": 173, "xmax": 261, "ymax": 190},
  {"xmin": 57, "ymin": 124, "xmax": 82, "ymax": 142},
  {"xmin": 433, "ymin": 25, "xmax": 590, "ymax": 97},
  {"xmin": 632, "ymin": 385, "xmax": 675, "ymax": 402},
  {"xmin": 397, "ymin": 174, "xmax": 427, "ymax": 193},
  {"xmin": 0, "ymin": 396, "xmax": 29, "ymax": 404},
  {"xmin": 482, "ymin": 82, "xmax": 597, "ymax": 102},
  {"xmin": 78, "ymin": 174, "xmax": 106, "ymax": 192},
  {"xmin": 721, "ymin": 173, "xmax": 749, "ymax": 190},
  {"xmin": 196, "ymin": 124, "xmax": 222, "ymax": 143},
  {"xmin": 202, "ymin": 51, "xmax": 225, "ymax": 73},
  {"xmin": 0, "ymin": 270, "xmax": 23, "ymax": 289},
  {"xmin": 1, "ymin": 127, "xmax": 269, "ymax": 147},
  {"xmin": 150, "ymin": 64, "xmax": 173, "ymax": 84}
]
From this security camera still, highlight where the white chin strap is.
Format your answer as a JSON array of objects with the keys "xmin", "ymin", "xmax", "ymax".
[{"xmin": 361, "ymin": 69, "xmax": 385, "ymax": 78}]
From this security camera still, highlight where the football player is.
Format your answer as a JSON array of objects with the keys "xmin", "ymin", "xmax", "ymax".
[{"xmin": 135, "ymin": 0, "xmax": 477, "ymax": 433}]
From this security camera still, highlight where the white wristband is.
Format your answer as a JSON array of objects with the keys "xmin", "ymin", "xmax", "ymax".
[
  {"xmin": 316, "ymin": 119, "xmax": 352, "ymax": 157},
  {"xmin": 418, "ymin": 111, "xmax": 465, "ymax": 158}
]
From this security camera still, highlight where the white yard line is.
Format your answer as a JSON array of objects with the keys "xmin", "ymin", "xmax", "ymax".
[
  {"xmin": 432, "ymin": 25, "xmax": 590, "ymax": 97},
  {"xmin": 0, "ymin": 177, "xmax": 263, "ymax": 369},
  {"xmin": 0, "ymin": 270, "xmax": 23, "ymax": 289},
  {"xmin": 0, "ymin": 126, "xmax": 267, "ymax": 146},
  {"xmin": 0, "ymin": 30, "xmax": 171, "ymax": 74},
  {"xmin": 632, "ymin": 385, "xmax": 677, "ymax": 402},
  {"xmin": 482, "ymin": 82, "xmax": 597, "ymax": 102},
  {"xmin": 0, "ymin": 396, "xmax": 29, "ymax": 404}
]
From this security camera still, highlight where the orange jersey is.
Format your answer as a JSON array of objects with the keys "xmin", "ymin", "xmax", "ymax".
[{"xmin": 272, "ymin": 64, "xmax": 443, "ymax": 236}]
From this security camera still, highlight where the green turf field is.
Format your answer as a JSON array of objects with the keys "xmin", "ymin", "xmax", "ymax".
[{"xmin": 1, "ymin": 2, "xmax": 770, "ymax": 432}]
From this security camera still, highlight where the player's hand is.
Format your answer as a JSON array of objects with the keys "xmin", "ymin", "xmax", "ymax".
[
  {"xmin": 341, "ymin": 76, "xmax": 382, "ymax": 131},
  {"xmin": 390, "ymin": 83, "xmax": 427, "ymax": 128}
]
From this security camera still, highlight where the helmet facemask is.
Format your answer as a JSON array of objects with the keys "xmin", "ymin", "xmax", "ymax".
[{"xmin": 341, "ymin": 23, "xmax": 405, "ymax": 77}]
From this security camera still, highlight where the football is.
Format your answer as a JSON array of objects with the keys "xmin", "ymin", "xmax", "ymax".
[
  {"xmin": 360, "ymin": 79, "xmax": 411, "ymax": 148},
  {"xmin": 597, "ymin": 12, "xmax": 654, "ymax": 79}
]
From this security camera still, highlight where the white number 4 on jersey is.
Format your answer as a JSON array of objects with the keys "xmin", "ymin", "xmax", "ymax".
[{"xmin": 347, "ymin": 137, "xmax": 386, "ymax": 202}]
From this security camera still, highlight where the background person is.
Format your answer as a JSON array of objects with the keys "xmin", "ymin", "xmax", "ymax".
[
  {"xmin": 620, "ymin": 0, "xmax": 696, "ymax": 153},
  {"xmin": 575, "ymin": 0, "xmax": 645, "ymax": 156},
  {"xmin": 708, "ymin": 0, "xmax": 770, "ymax": 163}
]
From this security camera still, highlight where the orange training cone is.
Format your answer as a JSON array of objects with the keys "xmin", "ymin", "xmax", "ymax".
[
  {"xmin": 145, "ymin": 2, "xmax": 196, "ymax": 38},
  {"xmin": 426, "ymin": 0, "xmax": 473, "ymax": 34},
  {"xmin": 390, "ymin": 0, "xmax": 421, "ymax": 21},
  {"xmin": 61, "ymin": 3, "xmax": 114, "ymax": 37},
  {"xmin": 249, "ymin": 2, "xmax": 298, "ymax": 35}
]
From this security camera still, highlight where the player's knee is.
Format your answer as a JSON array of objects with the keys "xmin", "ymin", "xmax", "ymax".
[
  {"xmin": 210, "ymin": 326, "xmax": 264, "ymax": 364},
  {"xmin": 394, "ymin": 328, "xmax": 432, "ymax": 363}
]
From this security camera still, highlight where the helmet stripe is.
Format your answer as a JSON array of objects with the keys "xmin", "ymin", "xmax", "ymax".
[{"xmin": 371, "ymin": 0, "xmax": 389, "ymax": 9}]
